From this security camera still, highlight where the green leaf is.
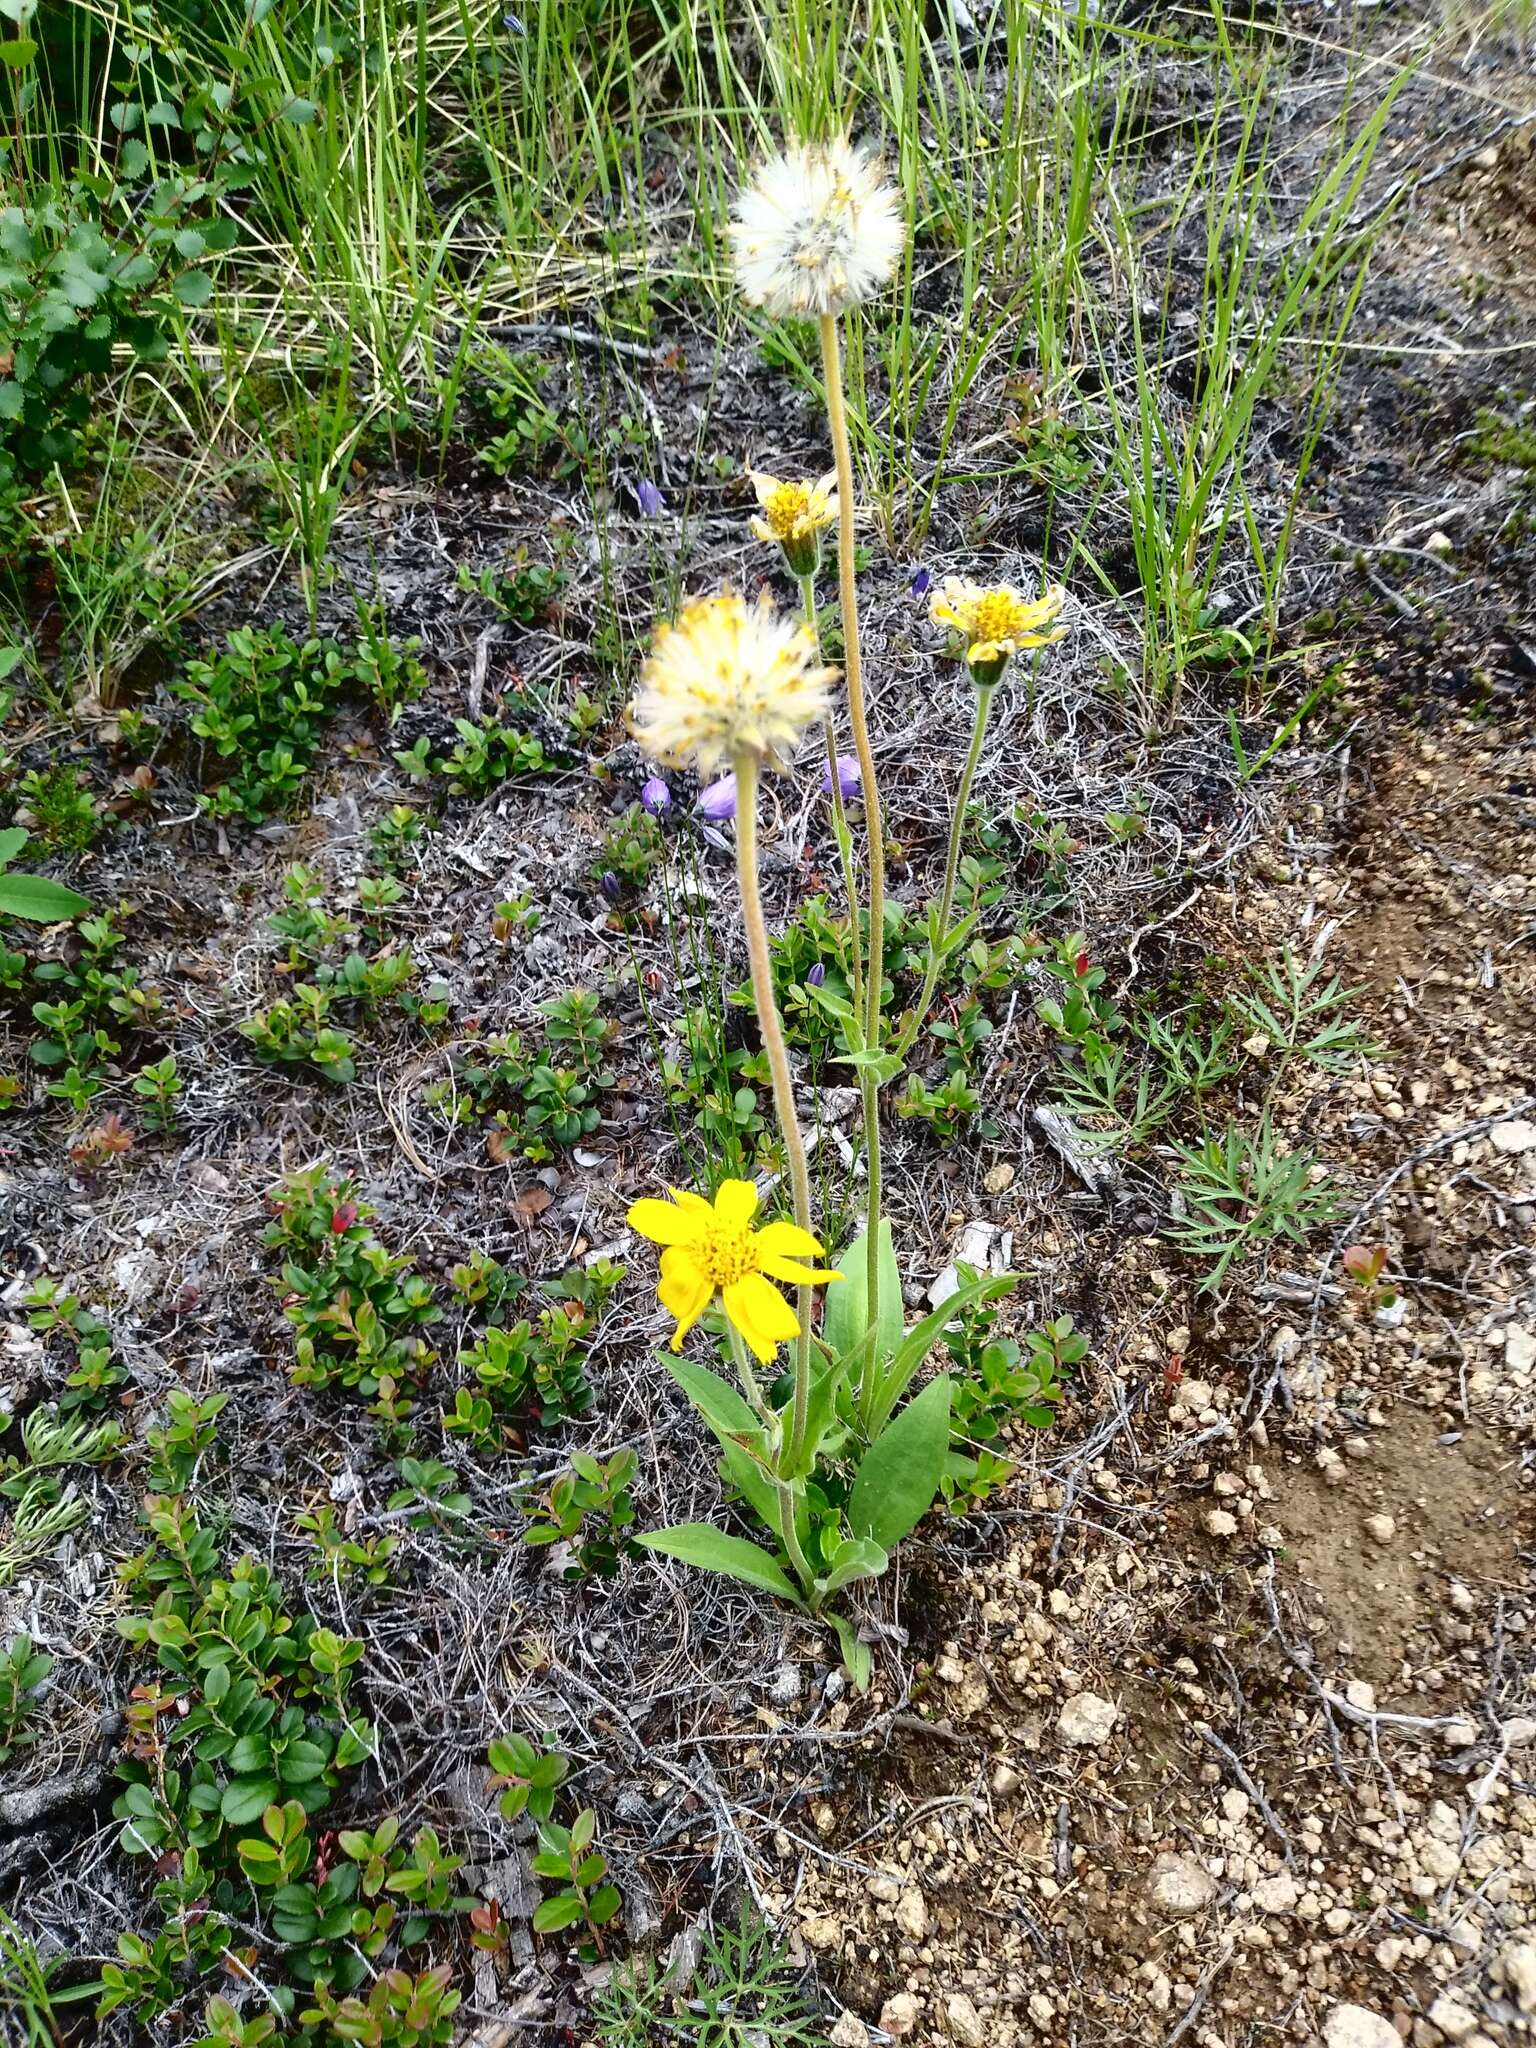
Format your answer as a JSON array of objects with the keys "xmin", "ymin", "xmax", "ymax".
[
  {"xmin": 280, "ymin": 95, "xmax": 318, "ymax": 124},
  {"xmin": 657, "ymin": 1353, "xmax": 756, "ymax": 1438},
  {"xmin": 0, "ymin": 826, "xmax": 27, "ymax": 866},
  {"xmin": 0, "ymin": 37, "xmax": 37, "ymax": 67},
  {"xmin": 220, "ymin": 1775, "xmax": 280, "ymax": 1825},
  {"xmin": 816, "ymin": 1534, "xmax": 888, "ymax": 1597},
  {"xmin": 173, "ymin": 268, "xmax": 212, "ymax": 307},
  {"xmin": 828, "ymin": 1610, "xmax": 872, "ymax": 1694},
  {"xmin": 0, "ymin": 873, "xmax": 91, "ymax": 923},
  {"xmin": 866, "ymin": 1269, "xmax": 1016, "ymax": 1438},
  {"xmin": 532, "ymin": 1892, "xmax": 585, "ymax": 1933},
  {"xmin": 847, "ymin": 1375, "xmax": 951, "ymax": 1552},
  {"xmin": 637, "ymin": 1524, "xmax": 802, "ymax": 1605},
  {"xmin": 823, "ymin": 1221, "xmax": 902, "ymax": 1370},
  {"xmin": 834, "ymin": 1048, "xmax": 904, "ymax": 1084}
]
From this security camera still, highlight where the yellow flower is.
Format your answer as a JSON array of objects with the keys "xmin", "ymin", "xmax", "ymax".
[
  {"xmin": 730, "ymin": 135, "xmax": 905, "ymax": 320},
  {"xmin": 750, "ymin": 470, "xmax": 839, "ymax": 546},
  {"xmin": 930, "ymin": 578, "xmax": 1069, "ymax": 680},
  {"xmin": 627, "ymin": 1178, "xmax": 841, "ymax": 1363},
  {"xmin": 629, "ymin": 589, "xmax": 836, "ymax": 777}
]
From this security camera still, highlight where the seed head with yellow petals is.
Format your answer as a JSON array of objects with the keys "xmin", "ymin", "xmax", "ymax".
[
  {"xmin": 930, "ymin": 578, "xmax": 1069, "ymax": 684},
  {"xmin": 629, "ymin": 589, "xmax": 837, "ymax": 777},
  {"xmin": 749, "ymin": 469, "xmax": 839, "ymax": 576}
]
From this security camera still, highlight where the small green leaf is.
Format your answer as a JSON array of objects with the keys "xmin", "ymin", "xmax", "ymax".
[
  {"xmin": 532, "ymin": 1892, "xmax": 585, "ymax": 1933},
  {"xmin": 173, "ymin": 268, "xmax": 213, "ymax": 307},
  {"xmin": 637, "ymin": 1524, "xmax": 802, "ymax": 1605},
  {"xmin": 0, "ymin": 37, "xmax": 37, "ymax": 67}
]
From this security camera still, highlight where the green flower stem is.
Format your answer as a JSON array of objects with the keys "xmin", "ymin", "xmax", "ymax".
[
  {"xmin": 732, "ymin": 749, "xmax": 815, "ymax": 1472},
  {"xmin": 818, "ymin": 310, "xmax": 885, "ymax": 1416},
  {"xmin": 894, "ymin": 677, "xmax": 997, "ymax": 1062},
  {"xmin": 797, "ymin": 570, "xmax": 864, "ymax": 1029},
  {"xmin": 727, "ymin": 1321, "xmax": 816, "ymax": 1603}
]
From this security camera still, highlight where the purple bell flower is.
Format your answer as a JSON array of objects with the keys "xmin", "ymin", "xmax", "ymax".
[
  {"xmin": 807, "ymin": 963, "xmax": 827, "ymax": 987},
  {"xmin": 635, "ymin": 479, "xmax": 666, "ymax": 517},
  {"xmin": 640, "ymin": 775, "xmax": 671, "ymax": 817},
  {"xmin": 503, "ymin": 9, "xmax": 526, "ymax": 31},
  {"xmin": 821, "ymin": 753, "xmax": 860, "ymax": 800},
  {"xmin": 599, "ymin": 871, "xmax": 622, "ymax": 904},
  {"xmin": 909, "ymin": 566, "xmax": 932, "ymax": 600},
  {"xmin": 696, "ymin": 773, "xmax": 738, "ymax": 822}
]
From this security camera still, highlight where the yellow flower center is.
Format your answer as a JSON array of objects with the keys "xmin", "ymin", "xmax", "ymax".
[
  {"xmin": 695, "ymin": 1224, "xmax": 761, "ymax": 1288},
  {"xmin": 764, "ymin": 481, "xmax": 813, "ymax": 539},
  {"xmin": 971, "ymin": 590, "xmax": 1025, "ymax": 646}
]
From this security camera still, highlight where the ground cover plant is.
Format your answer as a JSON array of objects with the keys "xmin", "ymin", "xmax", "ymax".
[{"xmin": 4, "ymin": 1, "xmax": 1536, "ymax": 2045}]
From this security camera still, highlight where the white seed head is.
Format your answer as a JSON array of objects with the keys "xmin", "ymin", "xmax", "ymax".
[{"xmin": 730, "ymin": 135, "xmax": 905, "ymax": 319}]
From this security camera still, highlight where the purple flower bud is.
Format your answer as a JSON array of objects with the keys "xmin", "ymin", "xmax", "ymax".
[
  {"xmin": 909, "ymin": 566, "xmax": 932, "ymax": 600},
  {"xmin": 696, "ymin": 773, "xmax": 738, "ymax": 822},
  {"xmin": 503, "ymin": 9, "xmax": 526, "ymax": 30},
  {"xmin": 635, "ymin": 479, "xmax": 666, "ymax": 517},
  {"xmin": 821, "ymin": 752, "xmax": 860, "ymax": 800},
  {"xmin": 807, "ymin": 962, "xmax": 826, "ymax": 987},
  {"xmin": 599, "ymin": 871, "xmax": 622, "ymax": 904},
  {"xmin": 640, "ymin": 775, "xmax": 671, "ymax": 816}
]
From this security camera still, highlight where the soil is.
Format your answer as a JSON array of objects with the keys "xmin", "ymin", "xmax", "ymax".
[{"xmin": 3, "ymin": 5, "xmax": 1536, "ymax": 2048}]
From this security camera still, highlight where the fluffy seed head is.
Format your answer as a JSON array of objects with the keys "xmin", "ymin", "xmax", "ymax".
[
  {"xmin": 730, "ymin": 136, "xmax": 905, "ymax": 319},
  {"xmin": 630, "ymin": 589, "xmax": 837, "ymax": 777}
]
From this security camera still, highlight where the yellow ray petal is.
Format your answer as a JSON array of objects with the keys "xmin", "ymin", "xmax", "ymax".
[
  {"xmin": 627, "ymin": 1197, "xmax": 705, "ymax": 1248},
  {"xmin": 754, "ymin": 1219, "xmax": 827, "ymax": 1260},
  {"xmin": 712, "ymin": 1178, "xmax": 760, "ymax": 1229},
  {"xmin": 722, "ymin": 1270, "xmax": 799, "ymax": 1362},
  {"xmin": 658, "ymin": 1247, "xmax": 712, "ymax": 1351}
]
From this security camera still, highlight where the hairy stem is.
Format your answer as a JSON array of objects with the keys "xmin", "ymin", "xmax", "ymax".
[
  {"xmin": 798, "ymin": 570, "xmax": 864, "ymax": 1028},
  {"xmin": 733, "ymin": 750, "xmax": 815, "ymax": 1471},
  {"xmin": 894, "ymin": 680, "xmax": 996, "ymax": 1061},
  {"xmin": 818, "ymin": 311, "xmax": 885, "ymax": 1419}
]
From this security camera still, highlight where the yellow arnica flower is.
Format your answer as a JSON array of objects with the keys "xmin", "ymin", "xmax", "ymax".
[
  {"xmin": 730, "ymin": 136, "xmax": 905, "ymax": 319},
  {"xmin": 629, "ymin": 589, "xmax": 836, "ymax": 778},
  {"xmin": 628, "ymin": 1178, "xmax": 841, "ymax": 1363},
  {"xmin": 930, "ymin": 578, "xmax": 1069, "ymax": 682}
]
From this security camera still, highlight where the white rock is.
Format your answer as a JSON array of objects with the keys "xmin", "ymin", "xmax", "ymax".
[
  {"xmin": 1364, "ymin": 1514, "xmax": 1396, "ymax": 1545},
  {"xmin": 1221, "ymin": 1789, "xmax": 1250, "ymax": 1824},
  {"xmin": 1448, "ymin": 1581, "xmax": 1475, "ymax": 1615},
  {"xmin": 1488, "ymin": 1119, "xmax": 1536, "ymax": 1155},
  {"xmin": 1347, "ymin": 1680, "xmax": 1378, "ymax": 1712},
  {"xmin": 895, "ymin": 1887, "xmax": 928, "ymax": 1941},
  {"xmin": 1146, "ymin": 1851, "xmax": 1218, "ymax": 1916},
  {"xmin": 1427, "ymin": 1995, "xmax": 1478, "ymax": 2042},
  {"xmin": 880, "ymin": 1993, "xmax": 921, "ymax": 2039},
  {"xmin": 1253, "ymin": 1871, "xmax": 1299, "ymax": 1913},
  {"xmin": 1206, "ymin": 1508, "xmax": 1239, "ymax": 1538},
  {"xmin": 1498, "ymin": 1940, "xmax": 1536, "ymax": 2012},
  {"xmin": 944, "ymin": 1992, "xmax": 985, "ymax": 2047},
  {"xmin": 991, "ymin": 1762, "xmax": 1021, "ymax": 1799},
  {"xmin": 803, "ymin": 1914, "xmax": 842, "ymax": 1953},
  {"xmin": 867, "ymin": 1871, "xmax": 902, "ymax": 1903},
  {"xmin": 1323, "ymin": 2004, "xmax": 1402, "ymax": 2048},
  {"xmin": 1506, "ymin": 1326, "xmax": 1536, "ymax": 1375},
  {"xmin": 1058, "ymin": 1691, "xmax": 1119, "ymax": 1747},
  {"xmin": 1505, "ymin": 1716, "xmax": 1536, "ymax": 1747},
  {"xmin": 830, "ymin": 2013, "xmax": 871, "ymax": 2048}
]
